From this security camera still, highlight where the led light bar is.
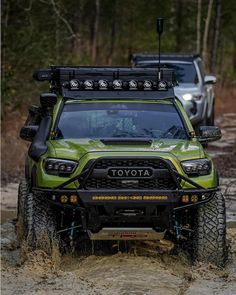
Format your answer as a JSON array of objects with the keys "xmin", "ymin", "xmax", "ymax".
[
  {"xmin": 33, "ymin": 66, "xmax": 177, "ymax": 94},
  {"xmin": 67, "ymin": 79, "xmax": 173, "ymax": 91}
]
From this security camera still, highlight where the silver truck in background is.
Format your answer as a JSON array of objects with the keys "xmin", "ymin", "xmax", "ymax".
[{"xmin": 131, "ymin": 54, "xmax": 216, "ymax": 128}]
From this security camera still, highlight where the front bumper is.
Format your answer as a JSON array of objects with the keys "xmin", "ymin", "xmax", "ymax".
[
  {"xmin": 33, "ymin": 187, "xmax": 218, "ymax": 210},
  {"xmin": 33, "ymin": 156, "xmax": 218, "ymax": 233},
  {"xmin": 33, "ymin": 186, "xmax": 218, "ymax": 232}
]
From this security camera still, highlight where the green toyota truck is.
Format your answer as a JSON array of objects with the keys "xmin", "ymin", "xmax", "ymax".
[{"xmin": 17, "ymin": 66, "xmax": 227, "ymax": 266}]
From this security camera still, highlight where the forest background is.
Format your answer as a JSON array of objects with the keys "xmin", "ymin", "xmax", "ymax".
[{"xmin": 1, "ymin": 0, "xmax": 236, "ymax": 182}]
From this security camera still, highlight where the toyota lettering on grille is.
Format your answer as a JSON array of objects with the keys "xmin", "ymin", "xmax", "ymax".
[{"xmin": 108, "ymin": 167, "xmax": 153, "ymax": 178}]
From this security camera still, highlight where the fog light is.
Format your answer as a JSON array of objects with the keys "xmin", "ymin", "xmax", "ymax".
[
  {"xmin": 182, "ymin": 195, "xmax": 189, "ymax": 203},
  {"xmin": 70, "ymin": 195, "xmax": 78, "ymax": 203},
  {"xmin": 191, "ymin": 195, "xmax": 198, "ymax": 202},
  {"xmin": 60, "ymin": 195, "xmax": 68, "ymax": 203}
]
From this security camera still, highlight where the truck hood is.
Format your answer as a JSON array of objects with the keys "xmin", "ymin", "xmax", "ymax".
[
  {"xmin": 174, "ymin": 83, "xmax": 201, "ymax": 95},
  {"xmin": 48, "ymin": 138, "xmax": 204, "ymax": 162}
]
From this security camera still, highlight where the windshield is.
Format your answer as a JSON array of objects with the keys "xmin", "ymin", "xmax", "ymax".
[
  {"xmin": 56, "ymin": 102, "xmax": 187, "ymax": 140},
  {"xmin": 140, "ymin": 62, "xmax": 198, "ymax": 83}
]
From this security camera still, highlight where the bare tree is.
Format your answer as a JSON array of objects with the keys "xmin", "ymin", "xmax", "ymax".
[
  {"xmin": 50, "ymin": 0, "xmax": 79, "ymax": 41},
  {"xmin": 202, "ymin": 0, "xmax": 213, "ymax": 68},
  {"xmin": 211, "ymin": 0, "xmax": 222, "ymax": 73},
  {"xmin": 196, "ymin": 0, "xmax": 202, "ymax": 53},
  {"xmin": 107, "ymin": 3, "xmax": 117, "ymax": 66},
  {"xmin": 92, "ymin": 0, "xmax": 100, "ymax": 63}
]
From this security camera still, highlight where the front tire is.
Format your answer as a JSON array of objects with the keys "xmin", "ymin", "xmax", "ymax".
[
  {"xmin": 16, "ymin": 180, "xmax": 30, "ymax": 243},
  {"xmin": 24, "ymin": 193, "xmax": 59, "ymax": 255},
  {"xmin": 193, "ymin": 192, "xmax": 227, "ymax": 267}
]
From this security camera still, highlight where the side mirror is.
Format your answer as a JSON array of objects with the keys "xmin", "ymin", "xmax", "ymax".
[
  {"xmin": 204, "ymin": 75, "xmax": 216, "ymax": 85},
  {"xmin": 20, "ymin": 125, "xmax": 39, "ymax": 142},
  {"xmin": 198, "ymin": 126, "xmax": 221, "ymax": 143}
]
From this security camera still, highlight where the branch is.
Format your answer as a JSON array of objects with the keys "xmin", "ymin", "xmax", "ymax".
[
  {"xmin": 50, "ymin": 0, "xmax": 79, "ymax": 41},
  {"xmin": 24, "ymin": 0, "xmax": 33, "ymax": 11}
]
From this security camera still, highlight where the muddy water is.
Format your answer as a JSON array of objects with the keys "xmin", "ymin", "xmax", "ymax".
[
  {"xmin": 1, "ymin": 210, "xmax": 16, "ymax": 224},
  {"xmin": 1, "ymin": 221, "xmax": 236, "ymax": 295}
]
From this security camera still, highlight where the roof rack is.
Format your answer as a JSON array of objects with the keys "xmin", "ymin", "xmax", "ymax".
[
  {"xmin": 131, "ymin": 53, "xmax": 200, "ymax": 65},
  {"xmin": 33, "ymin": 66, "xmax": 177, "ymax": 94}
]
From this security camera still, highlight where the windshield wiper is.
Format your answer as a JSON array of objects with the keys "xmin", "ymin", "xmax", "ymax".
[{"xmin": 100, "ymin": 138, "xmax": 153, "ymax": 145}]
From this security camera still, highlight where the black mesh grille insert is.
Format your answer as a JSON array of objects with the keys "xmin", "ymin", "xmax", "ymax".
[
  {"xmin": 94, "ymin": 158, "xmax": 167, "ymax": 169},
  {"xmin": 84, "ymin": 158, "xmax": 177, "ymax": 190}
]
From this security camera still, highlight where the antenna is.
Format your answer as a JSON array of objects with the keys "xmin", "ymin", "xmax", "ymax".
[{"xmin": 157, "ymin": 17, "xmax": 164, "ymax": 80}]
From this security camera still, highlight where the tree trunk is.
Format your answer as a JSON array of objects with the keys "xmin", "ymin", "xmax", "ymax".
[
  {"xmin": 211, "ymin": 0, "xmax": 221, "ymax": 73},
  {"xmin": 202, "ymin": 0, "xmax": 213, "ymax": 69},
  {"xmin": 107, "ymin": 0, "xmax": 117, "ymax": 65},
  {"xmin": 92, "ymin": 0, "xmax": 100, "ymax": 64},
  {"xmin": 196, "ymin": 0, "xmax": 202, "ymax": 53},
  {"xmin": 175, "ymin": 0, "xmax": 183, "ymax": 52}
]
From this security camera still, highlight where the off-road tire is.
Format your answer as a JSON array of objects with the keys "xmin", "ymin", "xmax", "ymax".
[
  {"xmin": 24, "ymin": 193, "xmax": 59, "ymax": 255},
  {"xmin": 193, "ymin": 192, "xmax": 227, "ymax": 267},
  {"xmin": 16, "ymin": 179, "xmax": 30, "ymax": 243}
]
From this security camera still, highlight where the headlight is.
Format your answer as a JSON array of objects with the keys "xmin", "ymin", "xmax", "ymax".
[
  {"xmin": 182, "ymin": 93, "xmax": 192, "ymax": 101},
  {"xmin": 181, "ymin": 159, "xmax": 212, "ymax": 176},
  {"xmin": 182, "ymin": 93, "xmax": 203, "ymax": 101},
  {"xmin": 44, "ymin": 158, "xmax": 78, "ymax": 176}
]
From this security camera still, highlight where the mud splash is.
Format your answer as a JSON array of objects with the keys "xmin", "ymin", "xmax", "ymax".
[{"xmin": 1, "ymin": 221, "xmax": 236, "ymax": 295}]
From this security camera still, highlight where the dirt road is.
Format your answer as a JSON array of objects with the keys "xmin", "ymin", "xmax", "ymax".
[{"xmin": 1, "ymin": 113, "xmax": 236, "ymax": 295}]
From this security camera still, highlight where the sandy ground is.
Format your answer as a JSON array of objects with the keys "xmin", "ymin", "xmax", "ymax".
[{"xmin": 1, "ymin": 112, "xmax": 236, "ymax": 295}]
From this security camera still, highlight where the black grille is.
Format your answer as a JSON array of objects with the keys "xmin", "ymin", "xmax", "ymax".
[
  {"xmin": 83, "ymin": 158, "xmax": 177, "ymax": 190},
  {"xmin": 94, "ymin": 158, "xmax": 167, "ymax": 169},
  {"xmin": 85, "ymin": 177, "xmax": 176, "ymax": 190}
]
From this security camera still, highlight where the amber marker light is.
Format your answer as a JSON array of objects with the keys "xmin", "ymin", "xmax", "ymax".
[
  {"xmin": 70, "ymin": 195, "xmax": 78, "ymax": 203},
  {"xmin": 191, "ymin": 195, "xmax": 198, "ymax": 203},
  {"xmin": 60, "ymin": 195, "xmax": 68, "ymax": 203},
  {"xmin": 182, "ymin": 195, "xmax": 189, "ymax": 203}
]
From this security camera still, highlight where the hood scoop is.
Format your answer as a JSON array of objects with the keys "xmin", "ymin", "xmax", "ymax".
[{"xmin": 100, "ymin": 138, "xmax": 153, "ymax": 145}]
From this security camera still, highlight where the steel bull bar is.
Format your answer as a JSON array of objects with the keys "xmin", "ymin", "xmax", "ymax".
[{"xmin": 33, "ymin": 157, "xmax": 219, "ymax": 240}]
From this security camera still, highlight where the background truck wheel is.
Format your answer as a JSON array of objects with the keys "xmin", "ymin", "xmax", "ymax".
[
  {"xmin": 16, "ymin": 179, "xmax": 30, "ymax": 243},
  {"xmin": 24, "ymin": 193, "xmax": 59, "ymax": 255},
  {"xmin": 193, "ymin": 192, "xmax": 227, "ymax": 267}
]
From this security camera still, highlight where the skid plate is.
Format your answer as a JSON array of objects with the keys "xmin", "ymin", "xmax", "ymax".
[{"xmin": 88, "ymin": 227, "xmax": 165, "ymax": 240}]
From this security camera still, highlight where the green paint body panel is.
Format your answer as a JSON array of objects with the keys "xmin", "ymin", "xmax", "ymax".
[{"xmin": 28, "ymin": 99, "xmax": 218, "ymax": 190}]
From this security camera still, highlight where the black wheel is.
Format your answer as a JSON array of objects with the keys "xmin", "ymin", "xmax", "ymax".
[
  {"xmin": 24, "ymin": 193, "xmax": 60, "ymax": 255},
  {"xmin": 193, "ymin": 192, "xmax": 227, "ymax": 267},
  {"xmin": 16, "ymin": 179, "xmax": 30, "ymax": 243}
]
